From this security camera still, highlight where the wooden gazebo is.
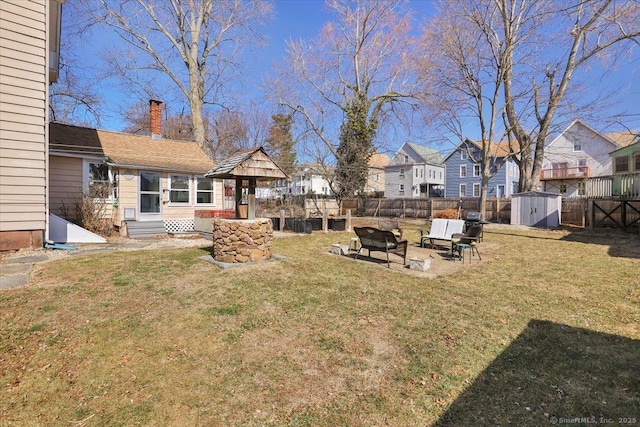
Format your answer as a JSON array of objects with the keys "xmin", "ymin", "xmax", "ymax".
[{"xmin": 205, "ymin": 147, "xmax": 288, "ymax": 219}]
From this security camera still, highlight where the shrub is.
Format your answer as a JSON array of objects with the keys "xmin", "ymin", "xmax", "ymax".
[
  {"xmin": 60, "ymin": 185, "xmax": 113, "ymax": 236},
  {"xmin": 434, "ymin": 208, "xmax": 459, "ymax": 219}
]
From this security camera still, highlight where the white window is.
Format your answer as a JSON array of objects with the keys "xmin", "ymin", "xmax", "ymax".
[
  {"xmin": 84, "ymin": 161, "xmax": 115, "ymax": 199},
  {"xmin": 473, "ymin": 164, "xmax": 481, "ymax": 177},
  {"xmin": 459, "ymin": 183, "xmax": 467, "ymax": 197},
  {"xmin": 473, "ymin": 183, "xmax": 481, "ymax": 197},
  {"xmin": 169, "ymin": 175, "xmax": 190, "ymax": 204},
  {"xmin": 461, "ymin": 150, "xmax": 468, "ymax": 160},
  {"xmin": 573, "ymin": 140, "xmax": 582, "ymax": 152},
  {"xmin": 420, "ymin": 169, "xmax": 423, "ymax": 178},
  {"xmin": 404, "ymin": 155, "xmax": 409, "ymax": 163},
  {"xmin": 460, "ymin": 165, "xmax": 467, "ymax": 178},
  {"xmin": 399, "ymin": 184, "xmax": 404, "ymax": 196},
  {"xmin": 399, "ymin": 168, "xmax": 405, "ymax": 179},
  {"xmin": 195, "ymin": 177, "xmax": 215, "ymax": 205},
  {"xmin": 415, "ymin": 168, "xmax": 419, "ymax": 178}
]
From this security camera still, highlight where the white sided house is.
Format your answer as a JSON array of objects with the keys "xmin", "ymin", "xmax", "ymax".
[
  {"xmin": 0, "ymin": 0, "xmax": 64, "ymax": 250},
  {"xmin": 385, "ymin": 142, "xmax": 444, "ymax": 198},
  {"xmin": 49, "ymin": 118, "xmax": 221, "ymax": 238},
  {"xmin": 541, "ymin": 120, "xmax": 638, "ymax": 197}
]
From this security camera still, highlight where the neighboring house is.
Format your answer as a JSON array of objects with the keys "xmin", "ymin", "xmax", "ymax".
[
  {"xmin": 443, "ymin": 139, "xmax": 520, "ymax": 199},
  {"xmin": 609, "ymin": 140, "xmax": 640, "ymax": 198},
  {"xmin": 385, "ymin": 142, "xmax": 444, "ymax": 199},
  {"xmin": 274, "ymin": 162, "xmax": 335, "ymax": 196},
  {"xmin": 366, "ymin": 153, "xmax": 389, "ymax": 195},
  {"xmin": 0, "ymin": 0, "xmax": 64, "ymax": 250},
  {"xmin": 541, "ymin": 120, "xmax": 637, "ymax": 197},
  {"xmin": 49, "ymin": 108, "xmax": 221, "ymax": 236}
]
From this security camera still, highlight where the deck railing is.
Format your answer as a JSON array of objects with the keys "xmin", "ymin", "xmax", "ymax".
[{"xmin": 540, "ymin": 166, "xmax": 590, "ymax": 180}]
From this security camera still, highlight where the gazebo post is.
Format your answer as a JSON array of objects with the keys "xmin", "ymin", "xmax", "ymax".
[
  {"xmin": 248, "ymin": 177, "xmax": 256, "ymax": 220},
  {"xmin": 235, "ymin": 177, "xmax": 243, "ymax": 219}
]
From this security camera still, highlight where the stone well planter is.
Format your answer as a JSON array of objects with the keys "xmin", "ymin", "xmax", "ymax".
[{"xmin": 212, "ymin": 218, "xmax": 273, "ymax": 263}]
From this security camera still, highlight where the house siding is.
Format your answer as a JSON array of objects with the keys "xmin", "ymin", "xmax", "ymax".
[
  {"xmin": 543, "ymin": 121, "xmax": 617, "ymax": 178},
  {"xmin": 113, "ymin": 169, "xmax": 223, "ymax": 224},
  {"xmin": 0, "ymin": 0, "xmax": 48, "ymax": 249},
  {"xmin": 444, "ymin": 146, "xmax": 518, "ymax": 198},
  {"xmin": 49, "ymin": 155, "xmax": 83, "ymax": 218},
  {"xmin": 385, "ymin": 144, "xmax": 445, "ymax": 199}
]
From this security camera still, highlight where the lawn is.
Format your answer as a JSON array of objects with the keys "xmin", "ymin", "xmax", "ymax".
[{"xmin": 1, "ymin": 223, "xmax": 639, "ymax": 426}]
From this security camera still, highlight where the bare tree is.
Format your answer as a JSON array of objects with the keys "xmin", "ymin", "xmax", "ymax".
[
  {"xmin": 49, "ymin": 2, "xmax": 103, "ymax": 126},
  {"xmin": 270, "ymin": 0, "xmax": 421, "ymax": 200},
  {"xmin": 495, "ymin": 0, "xmax": 640, "ymax": 191},
  {"xmin": 122, "ymin": 101, "xmax": 194, "ymax": 141},
  {"xmin": 421, "ymin": 0, "xmax": 513, "ymax": 217},
  {"xmin": 88, "ymin": 0, "xmax": 272, "ymax": 149},
  {"xmin": 208, "ymin": 110, "xmax": 251, "ymax": 161}
]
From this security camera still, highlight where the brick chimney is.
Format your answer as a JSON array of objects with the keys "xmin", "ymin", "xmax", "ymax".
[{"xmin": 149, "ymin": 99, "xmax": 163, "ymax": 139}]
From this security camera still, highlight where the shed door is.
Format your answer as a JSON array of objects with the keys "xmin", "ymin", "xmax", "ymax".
[{"xmin": 520, "ymin": 196, "xmax": 547, "ymax": 226}]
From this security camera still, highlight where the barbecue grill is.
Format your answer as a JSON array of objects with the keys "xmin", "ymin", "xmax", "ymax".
[{"xmin": 465, "ymin": 211, "xmax": 485, "ymax": 241}]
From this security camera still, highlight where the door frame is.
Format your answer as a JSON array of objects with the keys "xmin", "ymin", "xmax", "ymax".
[{"xmin": 138, "ymin": 171, "xmax": 162, "ymax": 221}]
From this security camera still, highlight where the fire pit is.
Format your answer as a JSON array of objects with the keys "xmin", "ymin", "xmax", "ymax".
[{"xmin": 212, "ymin": 218, "xmax": 273, "ymax": 263}]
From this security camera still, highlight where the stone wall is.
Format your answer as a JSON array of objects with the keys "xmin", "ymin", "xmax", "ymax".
[{"xmin": 212, "ymin": 218, "xmax": 273, "ymax": 263}]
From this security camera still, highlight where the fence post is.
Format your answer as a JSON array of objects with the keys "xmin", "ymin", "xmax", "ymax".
[
  {"xmin": 346, "ymin": 209, "xmax": 352, "ymax": 231},
  {"xmin": 280, "ymin": 209, "xmax": 285, "ymax": 232},
  {"xmin": 588, "ymin": 199, "xmax": 594, "ymax": 231},
  {"xmin": 322, "ymin": 209, "xmax": 328, "ymax": 233}
]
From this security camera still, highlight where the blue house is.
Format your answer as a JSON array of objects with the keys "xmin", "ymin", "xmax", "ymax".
[{"xmin": 443, "ymin": 139, "xmax": 520, "ymax": 198}]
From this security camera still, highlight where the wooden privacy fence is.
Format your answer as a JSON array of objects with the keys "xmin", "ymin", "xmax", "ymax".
[
  {"xmin": 341, "ymin": 198, "xmax": 512, "ymax": 222},
  {"xmin": 342, "ymin": 197, "xmax": 640, "ymax": 231}
]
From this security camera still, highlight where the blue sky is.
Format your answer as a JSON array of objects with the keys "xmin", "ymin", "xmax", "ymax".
[{"xmin": 68, "ymin": 0, "xmax": 639, "ymax": 156}]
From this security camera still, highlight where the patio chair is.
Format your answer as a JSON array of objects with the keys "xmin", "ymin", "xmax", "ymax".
[
  {"xmin": 451, "ymin": 224, "xmax": 483, "ymax": 261},
  {"xmin": 420, "ymin": 218, "xmax": 448, "ymax": 248}
]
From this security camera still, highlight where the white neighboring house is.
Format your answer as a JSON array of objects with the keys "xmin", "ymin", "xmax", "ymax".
[
  {"xmin": 385, "ymin": 142, "xmax": 445, "ymax": 198},
  {"xmin": 541, "ymin": 120, "xmax": 637, "ymax": 197},
  {"xmin": 273, "ymin": 163, "xmax": 335, "ymax": 196}
]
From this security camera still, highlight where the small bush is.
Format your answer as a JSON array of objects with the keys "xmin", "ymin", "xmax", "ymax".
[
  {"xmin": 59, "ymin": 185, "xmax": 113, "ymax": 236},
  {"xmin": 434, "ymin": 208, "xmax": 459, "ymax": 219}
]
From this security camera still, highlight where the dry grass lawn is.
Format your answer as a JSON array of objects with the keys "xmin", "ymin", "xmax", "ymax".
[{"xmin": 1, "ymin": 222, "xmax": 639, "ymax": 426}]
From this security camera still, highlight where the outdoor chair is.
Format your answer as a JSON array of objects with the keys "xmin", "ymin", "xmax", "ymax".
[
  {"xmin": 378, "ymin": 218, "xmax": 403, "ymax": 240},
  {"xmin": 451, "ymin": 224, "xmax": 483, "ymax": 261},
  {"xmin": 420, "ymin": 218, "xmax": 448, "ymax": 248},
  {"xmin": 354, "ymin": 226, "xmax": 408, "ymax": 268}
]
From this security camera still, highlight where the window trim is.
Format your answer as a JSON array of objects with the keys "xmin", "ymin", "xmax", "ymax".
[
  {"xmin": 83, "ymin": 160, "xmax": 114, "ymax": 200},
  {"xmin": 399, "ymin": 168, "xmax": 405, "ymax": 179},
  {"xmin": 460, "ymin": 150, "xmax": 468, "ymax": 160},
  {"xmin": 473, "ymin": 164, "xmax": 481, "ymax": 177},
  {"xmin": 472, "ymin": 183, "xmax": 481, "ymax": 197},
  {"xmin": 460, "ymin": 165, "xmax": 467, "ymax": 178},
  {"xmin": 168, "ymin": 174, "xmax": 191, "ymax": 205},
  {"xmin": 615, "ymin": 156, "xmax": 629, "ymax": 173},
  {"xmin": 195, "ymin": 176, "xmax": 216, "ymax": 206},
  {"xmin": 459, "ymin": 183, "xmax": 467, "ymax": 197},
  {"xmin": 573, "ymin": 140, "xmax": 582, "ymax": 152}
]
